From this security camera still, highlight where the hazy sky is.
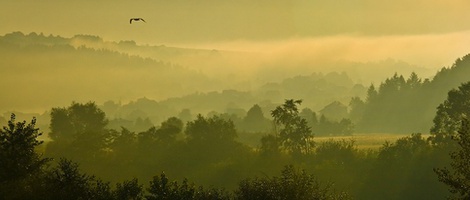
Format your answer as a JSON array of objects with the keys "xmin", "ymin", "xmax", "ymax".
[
  {"xmin": 2, "ymin": 0, "xmax": 470, "ymax": 114},
  {"xmin": 2, "ymin": 0, "xmax": 470, "ymax": 68}
]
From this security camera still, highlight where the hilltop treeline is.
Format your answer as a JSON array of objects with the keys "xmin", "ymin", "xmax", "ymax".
[
  {"xmin": 350, "ymin": 54, "xmax": 470, "ymax": 133},
  {"xmin": 0, "ymin": 32, "xmax": 218, "ymax": 111}
]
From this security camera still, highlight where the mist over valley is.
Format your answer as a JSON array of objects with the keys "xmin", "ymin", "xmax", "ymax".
[{"xmin": 2, "ymin": 1, "xmax": 470, "ymax": 198}]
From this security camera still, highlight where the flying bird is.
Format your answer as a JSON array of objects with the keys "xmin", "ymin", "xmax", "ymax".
[{"xmin": 130, "ymin": 18, "xmax": 146, "ymax": 24}]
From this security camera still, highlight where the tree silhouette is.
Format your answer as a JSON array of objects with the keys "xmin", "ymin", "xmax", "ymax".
[
  {"xmin": 348, "ymin": 97, "xmax": 365, "ymax": 123},
  {"xmin": 242, "ymin": 104, "xmax": 271, "ymax": 132},
  {"xmin": 47, "ymin": 102, "xmax": 109, "ymax": 162},
  {"xmin": 43, "ymin": 158, "xmax": 113, "ymax": 200},
  {"xmin": 236, "ymin": 165, "xmax": 350, "ymax": 200},
  {"xmin": 147, "ymin": 172, "xmax": 230, "ymax": 200},
  {"xmin": 157, "ymin": 117, "xmax": 183, "ymax": 143},
  {"xmin": 114, "ymin": 178, "xmax": 143, "ymax": 200},
  {"xmin": 185, "ymin": 114, "xmax": 236, "ymax": 143},
  {"xmin": 49, "ymin": 102, "xmax": 108, "ymax": 140},
  {"xmin": 0, "ymin": 114, "xmax": 49, "ymax": 182},
  {"xmin": 271, "ymin": 99, "xmax": 313, "ymax": 155},
  {"xmin": 0, "ymin": 114, "xmax": 50, "ymax": 199},
  {"xmin": 300, "ymin": 108, "xmax": 318, "ymax": 133},
  {"xmin": 435, "ymin": 118, "xmax": 470, "ymax": 199},
  {"xmin": 431, "ymin": 82, "xmax": 470, "ymax": 144},
  {"xmin": 260, "ymin": 134, "xmax": 281, "ymax": 158},
  {"xmin": 146, "ymin": 172, "xmax": 187, "ymax": 200}
]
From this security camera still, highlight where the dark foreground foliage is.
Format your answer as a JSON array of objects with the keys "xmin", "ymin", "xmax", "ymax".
[
  {"xmin": 236, "ymin": 165, "xmax": 351, "ymax": 200},
  {"xmin": 0, "ymin": 113, "xmax": 346, "ymax": 199},
  {"xmin": 435, "ymin": 118, "xmax": 470, "ymax": 199},
  {"xmin": 3, "ymin": 79, "xmax": 470, "ymax": 199}
]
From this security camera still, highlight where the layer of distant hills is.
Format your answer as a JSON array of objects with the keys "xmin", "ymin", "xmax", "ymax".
[{"xmin": 1, "ymin": 31, "xmax": 469, "ymax": 134}]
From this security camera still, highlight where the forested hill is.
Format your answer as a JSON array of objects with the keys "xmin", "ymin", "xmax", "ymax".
[
  {"xmin": 351, "ymin": 54, "xmax": 470, "ymax": 133},
  {"xmin": 0, "ymin": 31, "xmax": 222, "ymax": 57},
  {"xmin": 0, "ymin": 32, "xmax": 366, "ymax": 118},
  {"xmin": 3, "ymin": 31, "xmax": 470, "ymax": 135},
  {"xmin": 431, "ymin": 55, "xmax": 470, "ymax": 93},
  {"xmin": 0, "ymin": 32, "xmax": 223, "ymax": 112},
  {"xmin": 0, "ymin": 31, "xmax": 249, "ymax": 78}
]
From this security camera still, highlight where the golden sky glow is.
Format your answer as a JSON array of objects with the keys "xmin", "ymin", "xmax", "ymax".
[
  {"xmin": 3, "ymin": 0, "xmax": 470, "ymax": 41},
  {"xmin": 2, "ymin": 0, "xmax": 470, "ymax": 113},
  {"xmin": 2, "ymin": 0, "xmax": 470, "ymax": 69}
]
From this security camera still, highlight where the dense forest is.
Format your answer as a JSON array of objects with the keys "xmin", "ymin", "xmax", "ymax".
[
  {"xmin": 2, "ymin": 81, "xmax": 470, "ymax": 199},
  {"xmin": 2, "ymin": 32, "xmax": 470, "ymax": 199}
]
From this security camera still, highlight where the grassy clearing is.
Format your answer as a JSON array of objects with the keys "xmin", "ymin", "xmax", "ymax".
[
  {"xmin": 37, "ymin": 132, "xmax": 430, "ymax": 153},
  {"xmin": 314, "ymin": 133, "xmax": 431, "ymax": 150}
]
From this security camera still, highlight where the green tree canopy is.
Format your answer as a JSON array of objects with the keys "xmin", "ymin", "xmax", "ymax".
[
  {"xmin": 300, "ymin": 108, "xmax": 318, "ymax": 132},
  {"xmin": 431, "ymin": 81, "xmax": 470, "ymax": 144},
  {"xmin": 47, "ymin": 102, "xmax": 110, "ymax": 163},
  {"xmin": 185, "ymin": 114, "xmax": 237, "ymax": 143},
  {"xmin": 271, "ymin": 99, "xmax": 313, "ymax": 155},
  {"xmin": 147, "ymin": 172, "xmax": 230, "ymax": 200},
  {"xmin": 236, "ymin": 165, "xmax": 350, "ymax": 200},
  {"xmin": 242, "ymin": 104, "xmax": 271, "ymax": 132},
  {"xmin": 435, "ymin": 118, "xmax": 470, "ymax": 199},
  {"xmin": 49, "ymin": 102, "xmax": 108, "ymax": 141},
  {"xmin": 114, "ymin": 178, "xmax": 144, "ymax": 200},
  {"xmin": 157, "ymin": 117, "xmax": 183, "ymax": 143},
  {"xmin": 0, "ymin": 114, "xmax": 50, "ymax": 199},
  {"xmin": 0, "ymin": 114, "xmax": 49, "ymax": 182}
]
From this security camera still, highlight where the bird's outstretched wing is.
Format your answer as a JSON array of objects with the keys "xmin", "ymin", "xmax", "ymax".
[
  {"xmin": 140, "ymin": 18, "xmax": 146, "ymax": 22},
  {"xmin": 130, "ymin": 19, "xmax": 133, "ymax": 24}
]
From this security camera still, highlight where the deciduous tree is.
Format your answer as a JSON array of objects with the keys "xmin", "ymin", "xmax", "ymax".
[
  {"xmin": 185, "ymin": 114, "xmax": 236, "ymax": 143},
  {"xmin": 271, "ymin": 99, "xmax": 313, "ymax": 155},
  {"xmin": 431, "ymin": 82, "xmax": 470, "ymax": 144},
  {"xmin": 435, "ymin": 118, "xmax": 470, "ymax": 199},
  {"xmin": 47, "ymin": 102, "xmax": 110, "ymax": 161},
  {"xmin": 236, "ymin": 165, "xmax": 350, "ymax": 200},
  {"xmin": 0, "ymin": 114, "xmax": 50, "ymax": 199}
]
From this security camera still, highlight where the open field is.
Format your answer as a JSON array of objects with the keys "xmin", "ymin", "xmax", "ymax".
[
  {"xmin": 314, "ymin": 133, "xmax": 431, "ymax": 150},
  {"xmin": 36, "ymin": 132, "xmax": 430, "ymax": 154}
]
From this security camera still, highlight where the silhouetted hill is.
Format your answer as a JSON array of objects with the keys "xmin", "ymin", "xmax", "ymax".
[
  {"xmin": 98, "ymin": 72, "xmax": 366, "ymax": 129},
  {"xmin": 0, "ymin": 32, "xmax": 221, "ymax": 112},
  {"xmin": 0, "ymin": 31, "xmax": 368, "ymax": 119}
]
